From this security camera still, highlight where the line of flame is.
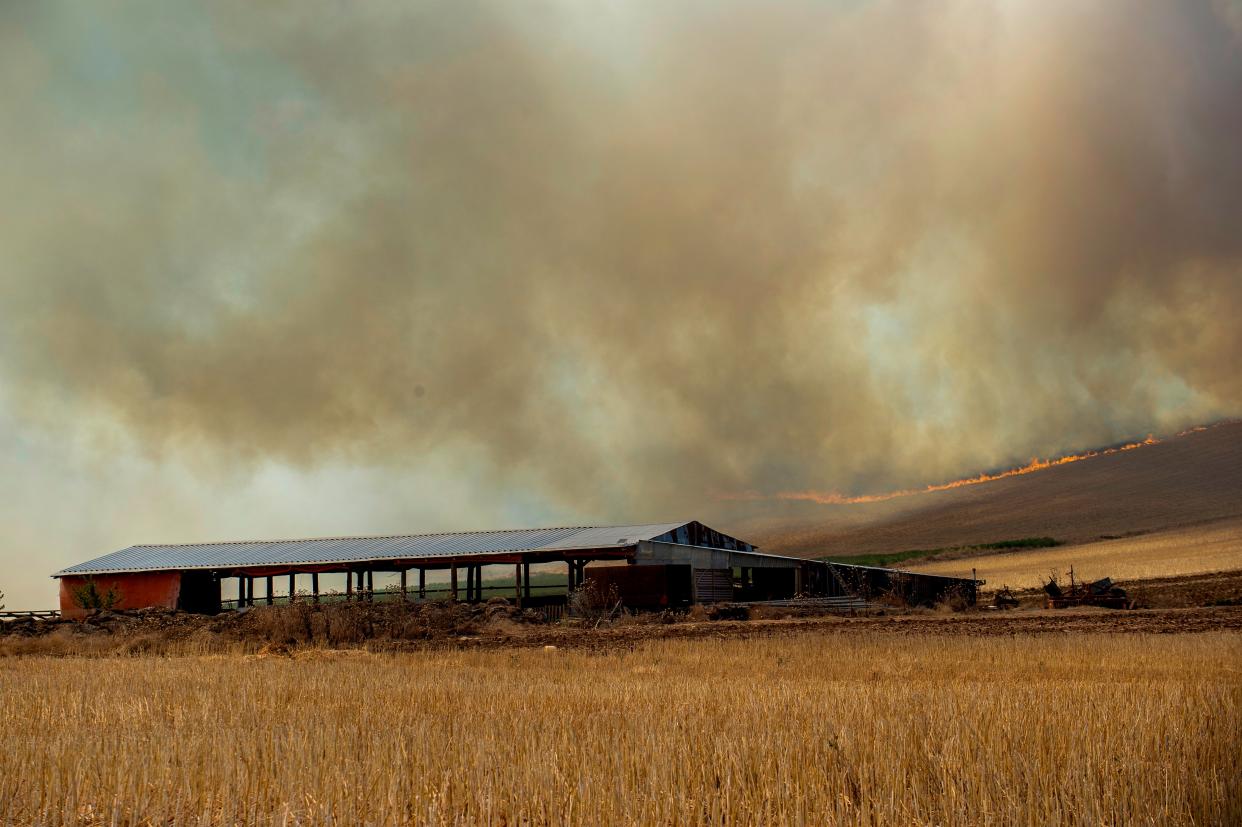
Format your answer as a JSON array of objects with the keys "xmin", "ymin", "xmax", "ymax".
[{"xmin": 721, "ymin": 435, "xmax": 1161, "ymax": 506}]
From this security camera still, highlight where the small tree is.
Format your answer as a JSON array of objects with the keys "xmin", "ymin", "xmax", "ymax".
[{"xmin": 72, "ymin": 577, "xmax": 121, "ymax": 611}]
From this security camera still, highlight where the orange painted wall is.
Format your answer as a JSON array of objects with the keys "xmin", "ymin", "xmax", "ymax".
[{"xmin": 58, "ymin": 571, "xmax": 182, "ymax": 619}]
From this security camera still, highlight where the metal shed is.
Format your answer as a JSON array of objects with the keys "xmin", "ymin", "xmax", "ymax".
[{"xmin": 53, "ymin": 519, "xmax": 980, "ymax": 617}]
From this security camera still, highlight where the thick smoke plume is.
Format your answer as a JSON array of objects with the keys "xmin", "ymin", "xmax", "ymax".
[{"xmin": 2, "ymin": 0, "xmax": 1241, "ymax": 518}]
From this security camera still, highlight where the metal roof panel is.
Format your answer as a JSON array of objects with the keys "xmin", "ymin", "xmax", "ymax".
[{"xmin": 54, "ymin": 522, "xmax": 705, "ymax": 576}]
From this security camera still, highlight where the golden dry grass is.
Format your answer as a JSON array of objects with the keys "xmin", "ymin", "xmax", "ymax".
[
  {"xmin": 1, "ymin": 632, "xmax": 1239, "ymax": 826},
  {"xmin": 911, "ymin": 519, "xmax": 1242, "ymax": 589}
]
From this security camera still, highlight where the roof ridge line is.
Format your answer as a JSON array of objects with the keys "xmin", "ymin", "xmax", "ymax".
[{"xmin": 128, "ymin": 521, "xmax": 689, "ymax": 549}]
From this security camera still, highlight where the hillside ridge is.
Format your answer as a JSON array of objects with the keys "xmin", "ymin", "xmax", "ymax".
[{"xmin": 738, "ymin": 421, "xmax": 1242, "ymax": 558}]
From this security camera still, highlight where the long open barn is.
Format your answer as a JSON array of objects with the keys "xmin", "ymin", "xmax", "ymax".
[{"xmin": 53, "ymin": 520, "xmax": 978, "ymax": 618}]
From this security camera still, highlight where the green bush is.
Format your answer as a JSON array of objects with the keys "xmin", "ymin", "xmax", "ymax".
[
  {"xmin": 821, "ymin": 537, "xmax": 1062, "ymax": 568},
  {"xmin": 72, "ymin": 577, "xmax": 122, "ymax": 611}
]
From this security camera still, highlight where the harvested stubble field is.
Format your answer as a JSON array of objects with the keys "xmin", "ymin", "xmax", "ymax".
[
  {"xmin": 2, "ymin": 631, "xmax": 1239, "ymax": 826},
  {"xmin": 909, "ymin": 518, "xmax": 1242, "ymax": 589}
]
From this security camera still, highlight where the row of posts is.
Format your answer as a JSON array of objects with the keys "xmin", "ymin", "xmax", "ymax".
[{"xmin": 232, "ymin": 560, "xmax": 584, "ymax": 608}]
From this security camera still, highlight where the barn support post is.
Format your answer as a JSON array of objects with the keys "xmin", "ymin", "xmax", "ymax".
[
  {"xmin": 246, "ymin": 576, "xmax": 255, "ymax": 607},
  {"xmin": 515, "ymin": 563, "xmax": 523, "ymax": 607},
  {"xmin": 418, "ymin": 568, "xmax": 426, "ymax": 600},
  {"xmin": 451, "ymin": 566, "xmax": 458, "ymax": 601},
  {"xmin": 346, "ymin": 569, "xmax": 353, "ymax": 601},
  {"xmin": 400, "ymin": 569, "xmax": 407, "ymax": 601},
  {"xmin": 266, "ymin": 576, "xmax": 274, "ymax": 606},
  {"xmin": 523, "ymin": 562, "xmax": 531, "ymax": 602},
  {"xmin": 289, "ymin": 573, "xmax": 296, "ymax": 603},
  {"xmin": 366, "ymin": 570, "xmax": 374, "ymax": 602},
  {"xmin": 466, "ymin": 566, "xmax": 474, "ymax": 603},
  {"xmin": 475, "ymin": 565, "xmax": 483, "ymax": 602},
  {"xmin": 312, "ymin": 572, "xmax": 320, "ymax": 604}
]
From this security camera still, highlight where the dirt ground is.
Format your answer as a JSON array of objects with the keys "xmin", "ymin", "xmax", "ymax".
[
  {"xmin": 999, "ymin": 568, "xmax": 1242, "ymax": 609},
  {"xmin": 4, "ymin": 571, "xmax": 1242, "ymax": 656}
]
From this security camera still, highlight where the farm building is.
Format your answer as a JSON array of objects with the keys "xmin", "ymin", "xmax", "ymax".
[{"xmin": 53, "ymin": 520, "xmax": 978, "ymax": 618}]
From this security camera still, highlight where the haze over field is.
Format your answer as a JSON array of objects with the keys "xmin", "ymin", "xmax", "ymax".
[{"xmin": 2, "ymin": 1, "xmax": 1241, "ymax": 606}]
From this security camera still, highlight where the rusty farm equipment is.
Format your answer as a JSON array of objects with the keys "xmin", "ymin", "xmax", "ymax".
[{"xmin": 1044, "ymin": 568, "xmax": 1134, "ymax": 609}]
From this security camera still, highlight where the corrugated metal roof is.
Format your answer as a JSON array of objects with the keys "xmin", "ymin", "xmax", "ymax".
[{"xmin": 54, "ymin": 522, "xmax": 692, "ymax": 576}]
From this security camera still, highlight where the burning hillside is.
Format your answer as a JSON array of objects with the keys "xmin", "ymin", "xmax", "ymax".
[
  {"xmin": 736, "ymin": 420, "xmax": 1242, "ymax": 556},
  {"xmin": 756, "ymin": 435, "xmax": 1161, "ymax": 505}
]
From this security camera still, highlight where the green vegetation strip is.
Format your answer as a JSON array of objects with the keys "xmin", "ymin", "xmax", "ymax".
[{"xmin": 820, "ymin": 537, "xmax": 1061, "ymax": 568}]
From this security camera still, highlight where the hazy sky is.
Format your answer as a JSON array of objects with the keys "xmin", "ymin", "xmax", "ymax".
[{"xmin": 2, "ymin": 1, "xmax": 1241, "ymax": 607}]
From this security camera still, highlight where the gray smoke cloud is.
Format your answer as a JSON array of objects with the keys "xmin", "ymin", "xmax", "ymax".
[{"xmin": 2, "ymin": 0, "xmax": 1240, "ymax": 523}]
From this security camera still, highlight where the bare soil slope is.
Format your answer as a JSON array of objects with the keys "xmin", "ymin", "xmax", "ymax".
[{"xmin": 740, "ymin": 421, "xmax": 1242, "ymax": 557}]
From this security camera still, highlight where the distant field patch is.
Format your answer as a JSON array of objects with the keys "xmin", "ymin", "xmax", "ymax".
[
  {"xmin": 821, "ymin": 537, "xmax": 1061, "ymax": 568},
  {"xmin": 909, "ymin": 519, "xmax": 1242, "ymax": 588}
]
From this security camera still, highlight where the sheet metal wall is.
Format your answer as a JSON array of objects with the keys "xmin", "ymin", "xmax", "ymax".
[
  {"xmin": 58, "ymin": 571, "xmax": 182, "ymax": 619},
  {"xmin": 584, "ymin": 564, "xmax": 693, "ymax": 609}
]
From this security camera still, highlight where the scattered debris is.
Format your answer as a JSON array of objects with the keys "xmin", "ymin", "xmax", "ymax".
[{"xmin": 993, "ymin": 586, "xmax": 1020, "ymax": 610}]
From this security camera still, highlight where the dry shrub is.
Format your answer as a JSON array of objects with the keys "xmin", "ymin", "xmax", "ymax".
[{"xmin": 568, "ymin": 580, "xmax": 621, "ymax": 624}]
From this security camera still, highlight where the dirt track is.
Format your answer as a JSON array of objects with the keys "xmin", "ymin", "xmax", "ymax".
[
  {"xmin": 487, "ymin": 605, "xmax": 1242, "ymax": 651},
  {"xmin": 5, "ymin": 597, "xmax": 1241, "ymax": 658}
]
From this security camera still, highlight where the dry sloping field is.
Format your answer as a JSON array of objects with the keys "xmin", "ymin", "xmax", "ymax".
[
  {"xmin": 2, "ymin": 632, "xmax": 1239, "ymax": 826},
  {"xmin": 736, "ymin": 421, "xmax": 1242, "ymax": 559},
  {"xmin": 910, "ymin": 517, "xmax": 1242, "ymax": 589}
]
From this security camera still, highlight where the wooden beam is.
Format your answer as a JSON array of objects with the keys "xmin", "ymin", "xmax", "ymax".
[
  {"xmin": 515, "ymin": 563, "xmax": 523, "ymax": 608},
  {"xmin": 418, "ymin": 568, "xmax": 426, "ymax": 600},
  {"xmin": 289, "ymin": 573, "xmax": 296, "ymax": 603},
  {"xmin": 312, "ymin": 572, "xmax": 320, "ymax": 604},
  {"xmin": 451, "ymin": 566, "xmax": 458, "ymax": 601},
  {"xmin": 346, "ymin": 569, "xmax": 353, "ymax": 601},
  {"xmin": 366, "ymin": 570, "xmax": 374, "ymax": 602},
  {"xmin": 523, "ymin": 562, "xmax": 531, "ymax": 601},
  {"xmin": 266, "ymin": 575, "xmax": 274, "ymax": 606},
  {"xmin": 400, "ymin": 569, "xmax": 407, "ymax": 601}
]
